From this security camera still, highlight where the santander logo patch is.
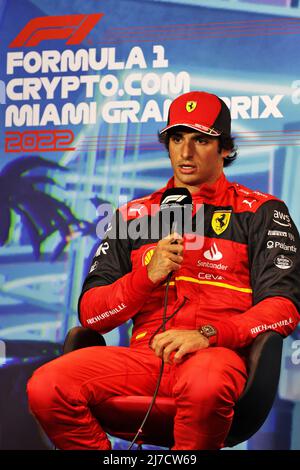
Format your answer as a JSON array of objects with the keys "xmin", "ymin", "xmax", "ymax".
[{"xmin": 204, "ymin": 242, "xmax": 223, "ymax": 261}]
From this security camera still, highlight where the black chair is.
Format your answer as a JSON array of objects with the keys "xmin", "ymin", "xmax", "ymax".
[
  {"xmin": 63, "ymin": 327, "xmax": 283, "ymax": 448},
  {"xmin": 0, "ymin": 340, "xmax": 62, "ymax": 449}
]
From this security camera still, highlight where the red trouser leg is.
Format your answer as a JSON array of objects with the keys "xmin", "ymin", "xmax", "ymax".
[
  {"xmin": 171, "ymin": 347, "xmax": 247, "ymax": 450},
  {"xmin": 27, "ymin": 346, "xmax": 169, "ymax": 450}
]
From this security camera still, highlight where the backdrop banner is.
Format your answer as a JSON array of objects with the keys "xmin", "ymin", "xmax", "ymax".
[{"xmin": 0, "ymin": 0, "xmax": 299, "ymax": 450}]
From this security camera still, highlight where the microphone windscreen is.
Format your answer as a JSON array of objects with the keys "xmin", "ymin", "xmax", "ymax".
[
  {"xmin": 159, "ymin": 188, "xmax": 192, "ymax": 237},
  {"xmin": 160, "ymin": 187, "xmax": 192, "ymax": 208}
]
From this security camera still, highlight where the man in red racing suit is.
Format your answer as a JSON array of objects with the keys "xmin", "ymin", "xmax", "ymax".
[{"xmin": 27, "ymin": 91, "xmax": 300, "ymax": 450}]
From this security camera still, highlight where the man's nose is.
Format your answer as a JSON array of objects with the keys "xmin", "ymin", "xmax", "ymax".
[{"xmin": 181, "ymin": 139, "xmax": 194, "ymax": 158}]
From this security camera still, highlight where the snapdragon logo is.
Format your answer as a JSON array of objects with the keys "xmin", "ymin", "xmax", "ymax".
[{"xmin": 0, "ymin": 340, "xmax": 6, "ymax": 366}]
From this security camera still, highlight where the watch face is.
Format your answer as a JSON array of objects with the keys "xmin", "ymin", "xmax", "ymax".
[{"xmin": 201, "ymin": 325, "xmax": 217, "ymax": 338}]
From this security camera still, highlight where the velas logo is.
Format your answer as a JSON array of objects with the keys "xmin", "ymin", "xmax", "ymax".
[
  {"xmin": 186, "ymin": 101, "xmax": 197, "ymax": 113},
  {"xmin": 9, "ymin": 13, "xmax": 104, "ymax": 48}
]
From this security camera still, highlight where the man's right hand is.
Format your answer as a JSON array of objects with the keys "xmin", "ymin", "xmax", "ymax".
[{"xmin": 147, "ymin": 233, "xmax": 184, "ymax": 284}]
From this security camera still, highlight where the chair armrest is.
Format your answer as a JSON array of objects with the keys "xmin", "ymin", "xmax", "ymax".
[
  {"xmin": 243, "ymin": 331, "xmax": 283, "ymax": 398},
  {"xmin": 225, "ymin": 331, "xmax": 283, "ymax": 447},
  {"xmin": 63, "ymin": 326, "xmax": 106, "ymax": 354}
]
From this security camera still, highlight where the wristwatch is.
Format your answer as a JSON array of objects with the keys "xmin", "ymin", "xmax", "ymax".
[{"xmin": 199, "ymin": 324, "xmax": 218, "ymax": 346}]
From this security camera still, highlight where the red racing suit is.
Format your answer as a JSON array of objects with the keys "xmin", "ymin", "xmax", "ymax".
[
  {"xmin": 80, "ymin": 173, "xmax": 300, "ymax": 349},
  {"xmin": 27, "ymin": 173, "xmax": 300, "ymax": 450}
]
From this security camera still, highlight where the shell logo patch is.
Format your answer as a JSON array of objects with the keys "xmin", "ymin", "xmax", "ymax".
[
  {"xmin": 186, "ymin": 101, "xmax": 197, "ymax": 112},
  {"xmin": 135, "ymin": 331, "xmax": 147, "ymax": 340},
  {"xmin": 142, "ymin": 246, "xmax": 155, "ymax": 266},
  {"xmin": 211, "ymin": 210, "xmax": 231, "ymax": 235}
]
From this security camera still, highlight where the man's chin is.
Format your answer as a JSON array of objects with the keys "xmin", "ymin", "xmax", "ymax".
[{"xmin": 175, "ymin": 174, "xmax": 203, "ymax": 187}]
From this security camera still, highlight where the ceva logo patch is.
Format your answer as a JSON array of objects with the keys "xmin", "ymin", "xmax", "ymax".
[{"xmin": 9, "ymin": 13, "xmax": 104, "ymax": 48}]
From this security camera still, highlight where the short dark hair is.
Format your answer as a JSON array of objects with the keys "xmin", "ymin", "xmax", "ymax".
[
  {"xmin": 218, "ymin": 134, "xmax": 238, "ymax": 167},
  {"xmin": 158, "ymin": 129, "xmax": 238, "ymax": 167}
]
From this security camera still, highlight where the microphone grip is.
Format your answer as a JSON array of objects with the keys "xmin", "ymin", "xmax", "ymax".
[{"xmin": 167, "ymin": 232, "xmax": 179, "ymax": 281}]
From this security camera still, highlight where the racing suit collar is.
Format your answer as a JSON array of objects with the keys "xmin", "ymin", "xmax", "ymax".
[{"xmin": 153, "ymin": 172, "xmax": 231, "ymax": 201}]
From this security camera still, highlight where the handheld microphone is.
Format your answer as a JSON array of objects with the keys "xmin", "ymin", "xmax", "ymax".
[
  {"xmin": 128, "ymin": 188, "xmax": 192, "ymax": 450},
  {"xmin": 159, "ymin": 187, "xmax": 192, "ymax": 284},
  {"xmin": 159, "ymin": 187, "xmax": 193, "ymax": 238}
]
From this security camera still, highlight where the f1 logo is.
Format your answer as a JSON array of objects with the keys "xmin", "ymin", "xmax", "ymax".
[
  {"xmin": 9, "ymin": 13, "xmax": 104, "ymax": 48},
  {"xmin": 161, "ymin": 195, "xmax": 187, "ymax": 205}
]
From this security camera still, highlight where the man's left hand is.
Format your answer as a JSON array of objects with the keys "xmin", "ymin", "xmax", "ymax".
[{"xmin": 150, "ymin": 329, "xmax": 209, "ymax": 364}]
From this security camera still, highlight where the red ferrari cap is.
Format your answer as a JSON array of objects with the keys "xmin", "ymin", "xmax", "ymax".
[{"xmin": 160, "ymin": 91, "xmax": 231, "ymax": 137}]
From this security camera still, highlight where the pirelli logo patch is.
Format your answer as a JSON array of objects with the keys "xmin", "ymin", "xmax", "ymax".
[{"xmin": 211, "ymin": 210, "xmax": 232, "ymax": 235}]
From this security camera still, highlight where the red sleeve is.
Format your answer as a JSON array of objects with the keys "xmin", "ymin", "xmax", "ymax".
[
  {"xmin": 212, "ymin": 296, "xmax": 299, "ymax": 349},
  {"xmin": 79, "ymin": 265, "xmax": 156, "ymax": 334}
]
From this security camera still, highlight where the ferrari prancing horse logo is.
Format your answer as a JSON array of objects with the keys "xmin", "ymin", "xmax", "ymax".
[
  {"xmin": 186, "ymin": 101, "xmax": 197, "ymax": 112},
  {"xmin": 211, "ymin": 210, "xmax": 232, "ymax": 235}
]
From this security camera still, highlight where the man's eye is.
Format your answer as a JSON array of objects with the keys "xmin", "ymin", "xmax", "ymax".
[{"xmin": 196, "ymin": 138, "xmax": 207, "ymax": 144}]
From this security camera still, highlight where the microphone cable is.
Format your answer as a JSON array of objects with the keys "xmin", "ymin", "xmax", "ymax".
[{"xmin": 127, "ymin": 272, "xmax": 185, "ymax": 450}]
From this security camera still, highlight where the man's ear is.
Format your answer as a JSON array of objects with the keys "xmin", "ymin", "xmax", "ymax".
[{"xmin": 221, "ymin": 148, "xmax": 231, "ymax": 159}]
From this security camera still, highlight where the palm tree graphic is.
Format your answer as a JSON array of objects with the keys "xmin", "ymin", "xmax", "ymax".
[{"xmin": 0, "ymin": 155, "xmax": 87, "ymax": 259}]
